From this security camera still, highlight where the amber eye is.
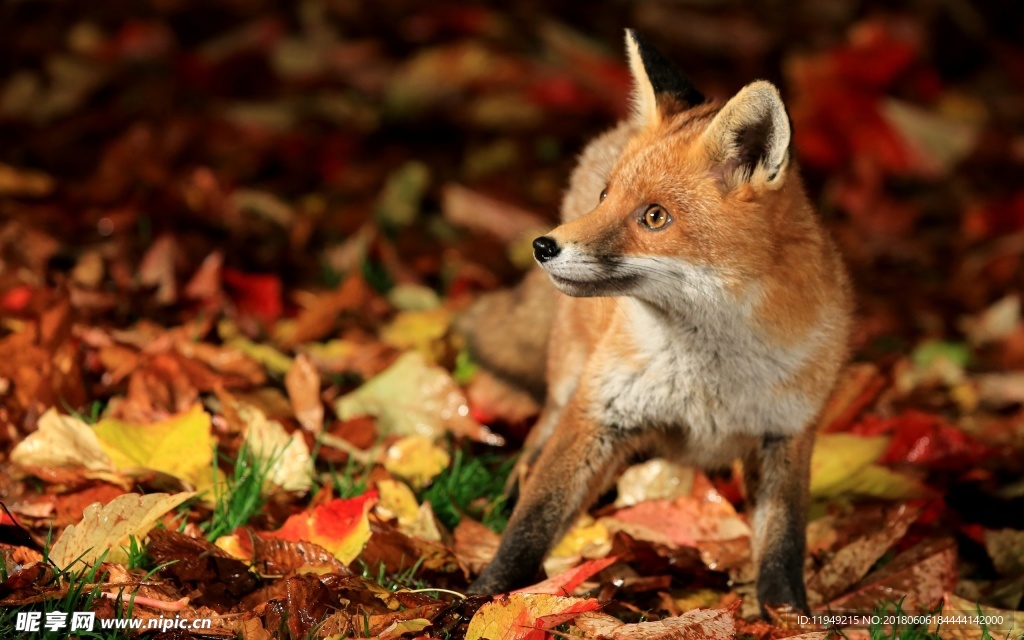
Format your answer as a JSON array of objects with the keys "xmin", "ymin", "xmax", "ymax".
[
  {"xmin": 641, "ymin": 204, "xmax": 670, "ymax": 230},
  {"xmin": 599, "ymin": 188, "xmax": 608, "ymax": 201}
]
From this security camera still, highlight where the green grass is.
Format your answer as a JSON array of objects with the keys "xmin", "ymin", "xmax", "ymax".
[
  {"xmin": 0, "ymin": 550, "xmax": 136, "ymax": 640},
  {"xmin": 59, "ymin": 398, "xmax": 105, "ymax": 425},
  {"xmin": 419, "ymin": 449, "xmax": 514, "ymax": 533},
  {"xmin": 202, "ymin": 444, "xmax": 278, "ymax": 541},
  {"xmin": 358, "ymin": 557, "xmax": 428, "ymax": 592},
  {"xmin": 867, "ymin": 598, "xmax": 941, "ymax": 640},
  {"xmin": 329, "ymin": 456, "xmax": 369, "ymax": 499}
]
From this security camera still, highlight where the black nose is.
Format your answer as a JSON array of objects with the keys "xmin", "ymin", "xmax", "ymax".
[{"xmin": 533, "ymin": 236, "xmax": 561, "ymax": 262}]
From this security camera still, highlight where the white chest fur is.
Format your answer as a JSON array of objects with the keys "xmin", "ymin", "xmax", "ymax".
[{"xmin": 592, "ymin": 297, "xmax": 817, "ymax": 447}]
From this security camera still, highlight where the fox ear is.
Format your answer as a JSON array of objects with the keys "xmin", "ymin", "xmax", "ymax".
[
  {"xmin": 625, "ymin": 29, "xmax": 705, "ymax": 128},
  {"xmin": 702, "ymin": 81, "xmax": 791, "ymax": 189}
]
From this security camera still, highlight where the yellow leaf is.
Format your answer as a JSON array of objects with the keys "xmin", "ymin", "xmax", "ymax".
[
  {"xmin": 811, "ymin": 433, "xmax": 929, "ymax": 500},
  {"xmin": 93, "ymin": 404, "xmax": 213, "ymax": 487},
  {"xmin": 379, "ymin": 309, "xmax": 451, "ymax": 361},
  {"xmin": 387, "ymin": 283, "xmax": 441, "ymax": 311},
  {"xmin": 466, "ymin": 593, "xmax": 600, "ymax": 640},
  {"xmin": 376, "ymin": 479, "xmax": 443, "ymax": 542},
  {"xmin": 383, "ymin": 435, "xmax": 450, "ymax": 489},
  {"xmin": 227, "ymin": 337, "xmax": 293, "ymax": 375},
  {"xmin": 549, "ymin": 516, "xmax": 611, "ymax": 560},
  {"xmin": 11, "ymin": 409, "xmax": 113, "ymax": 471},
  {"xmin": 240, "ymin": 402, "xmax": 312, "ymax": 493},
  {"xmin": 49, "ymin": 492, "xmax": 195, "ymax": 568},
  {"xmin": 810, "ymin": 433, "xmax": 888, "ymax": 497},
  {"xmin": 376, "ymin": 478, "xmax": 421, "ymax": 526}
]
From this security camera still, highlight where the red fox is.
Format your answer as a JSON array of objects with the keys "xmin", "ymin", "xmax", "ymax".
[{"xmin": 461, "ymin": 30, "xmax": 853, "ymax": 614}]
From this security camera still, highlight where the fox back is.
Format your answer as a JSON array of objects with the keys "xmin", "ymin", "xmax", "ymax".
[{"xmin": 465, "ymin": 30, "xmax": 852, "ymax": 616}]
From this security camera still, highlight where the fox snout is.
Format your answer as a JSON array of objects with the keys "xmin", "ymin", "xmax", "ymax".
[{"xmin": 532, "ymin": 236, "xmax": 560, "ymax": 262}]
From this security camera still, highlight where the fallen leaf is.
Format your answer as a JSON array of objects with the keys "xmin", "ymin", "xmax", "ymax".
[
  {"xmin": 265, "ymin": 491, "xmax": 377, "ymax": 565},
  {"xmin": 93, "ymin": 403, "xmax": 214, "ymax": 487},
  {"xmin": 375, "ymin": 161, "xmax": 430, "ymax": 228},
  {"xmin": 382, "ymin": 435, "xmax": 450, "ymax": 489},
  {"xmin": 515, "ymin": 556, "xmax": 618, "ymax": 596},
  {"xmin": 806, "ymin": 503, "xmax": 921, "ymax": 604},
  {"xmin": 11, "ymin": 409, "xmax": 113, "ymax": 472},
  {"xmin": 454, "ymin": 518, "xmax": 501, "ymax": 575},
  {"xmin": 615, "ymin": 459, "xmax": 695, "ymax": 508},
  {"xmin": 465, "ymin": 593, "xmax": 601, "ymax": 640},
  {"xmin": 0, "ymin": 163, "xmax": 55, "ymax": 196},
  {"xmin": 941, "ymin": 593, "xmax": 1024, "ymax": 640},
  {"xmin": 48, "ymin": 491, "xmax": 195, "ymax": 568},
  {"xmin": 334, "ymin": 351, "xmax": 500, "ymax": 443},
  {"xmin": 824, "ymin": 537, "xmax": 957, "ymax": 611},
  {"xmin": 285, "ymin": 353, "xmax": 323, "ymax": 433},
  {"xmin": 811, "ymin": 433, "xmax": 929, "ymax": 499},
  {"xmin": 984, "ymin": 529, "xmax": 1024, "ymax": 577},
  {"xmin": 240, "ymin": 402, "xmax": 312, "ymax": 493},
  {"xmin": 137, "ymin": 233, "xmax": 177, "ymax": 305},
  {"xmin": 574, "ymin": 607, "xmax": 735, "ymax": 639},
  {"xmin": 960, "ymin": 294, "xmax": 1021, "ymax": 346},
  {"xmin": 379, "ymin": 308, "xmax": 452, "ymax": 362}
]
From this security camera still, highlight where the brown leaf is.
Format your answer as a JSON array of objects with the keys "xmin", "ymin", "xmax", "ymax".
[
  {"xmin": 824, "ymin": 536, "xmax": 958, "ymax": 611},
  {"xmin": 148, "ymin": 529, "xmax": 262, "ymax": 609},
  {"xmin": 137, "ymin": 234, "xmax": 178, "ymax": 305},
  {"xmin": 806, "ymin": 503, "xmax": 921, "ymax": 605},
  {"xmin": 249, "ymin": 534, "xmax": 349, "ymax": 577},
  {"xmin": 285, "ymin": 353, "xmax": 323, "ymax": 433},
  {"xmin": 454, "ymin": 517, "xmax": 500, "ymax": 575},
  {"xmin": 574, "ymin": 607, "xmax": 736, "ymax": 639}
]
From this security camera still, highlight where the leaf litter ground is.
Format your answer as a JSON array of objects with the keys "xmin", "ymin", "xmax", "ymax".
[{"xmin": 1, "ymin": 1, "xmax": 1024, "ymax": 639}]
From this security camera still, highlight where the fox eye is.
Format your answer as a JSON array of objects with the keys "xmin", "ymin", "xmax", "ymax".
[
  {"xmin": 599, "ymin": 188, "xmax": 608, "ymax": 201},
  {"xmin": 641, "ymin": 204, "xmax": 671, "ymax": 230}
]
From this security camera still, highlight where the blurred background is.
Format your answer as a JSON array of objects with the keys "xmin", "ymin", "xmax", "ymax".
[{"xmin": 1, "ymin": 0, "xmax": 1024, "ymax": 410}]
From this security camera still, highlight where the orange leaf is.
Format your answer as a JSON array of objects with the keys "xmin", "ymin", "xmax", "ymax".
[{"xmin": 267, "ymin": 491, "xmax": 378, "ymax": 565}]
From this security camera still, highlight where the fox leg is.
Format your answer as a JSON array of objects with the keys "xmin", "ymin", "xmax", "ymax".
[
  {"xmin": 744, "ymin": 428, "xmax": 814, "ymax": 616},
  {"xmin": 470, "ymin": 400, "xmax": 630, "ymax": 594}
]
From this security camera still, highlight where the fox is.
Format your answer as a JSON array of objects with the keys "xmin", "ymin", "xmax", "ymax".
[{"xmin": 459, "ymin": 30, "xmax": 853, "ymax": 615}]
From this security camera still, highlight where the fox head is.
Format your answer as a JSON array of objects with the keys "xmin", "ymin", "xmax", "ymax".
[{"xmin": 534, "ymin": 30, "xmax": 804, "ymax": 308}]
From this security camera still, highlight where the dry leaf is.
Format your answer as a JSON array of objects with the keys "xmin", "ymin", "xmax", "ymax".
[
  {"xmin": 11, "ymin": 409, "xmax": 113, "ymax": 472},
  {"xmin": 265, "ymin": 492, "xmax": 377, "ymax": 565},
  {"xmin": 334, "ymin": 351, "xmax": 500, "ymax": 443},
  {"xmin": 49, "ymin": 491, "xmax": 195, "ymax": 568},
  {"xmin": 574, "ymin": 608, "xmax": 735, "ymax": 639},
  {"xmin": 285, "ymin": 353, "xmax": 323, "ymax": 433},
  {"xmin": 465, "ymin": 593, "xmax": 601, "ymax": 640},
  {"xmin": 382, "ymin": 435, "xmax": 450, "ymax": 489},
  {"xmin": 240, "ymin": 402, "xmax": 312, "ymax": 493}
]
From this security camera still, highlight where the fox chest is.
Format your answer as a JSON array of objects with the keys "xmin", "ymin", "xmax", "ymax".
[{"xmin": 591, "ymin": 315, "xmax": 814, "ymax": 443}]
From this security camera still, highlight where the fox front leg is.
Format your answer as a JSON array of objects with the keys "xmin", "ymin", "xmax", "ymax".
[
  {"xmin": 745, "ymin": 429, "xmax": 814, "ymax": 616},
  {"xmin": 469, "ymin": 402, "xmax": 628, "ymax": 594}
]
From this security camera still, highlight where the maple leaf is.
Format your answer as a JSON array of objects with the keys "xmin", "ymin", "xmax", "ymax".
[{"xmin": 92, "ymin": 403, "xmax": 214, "ymax": 488}]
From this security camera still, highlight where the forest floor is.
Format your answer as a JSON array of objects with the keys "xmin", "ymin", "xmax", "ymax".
[{"xmin": 1, "ymin": 1, "xmax": 1024, "ymax": 638}]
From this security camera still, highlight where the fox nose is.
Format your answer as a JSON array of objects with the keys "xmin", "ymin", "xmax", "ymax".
[{"xmin": 533, "ymin": 236, "xmax": 561, "ymax": 262}]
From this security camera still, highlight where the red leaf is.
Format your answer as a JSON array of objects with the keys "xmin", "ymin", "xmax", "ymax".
[
  {"xmin": 513, "ymin": 556, "xmax": 618, "ymax": 596},
  {"xmin": 223, "ymin": 268, "xmax": 283, "ymax": 326}
]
